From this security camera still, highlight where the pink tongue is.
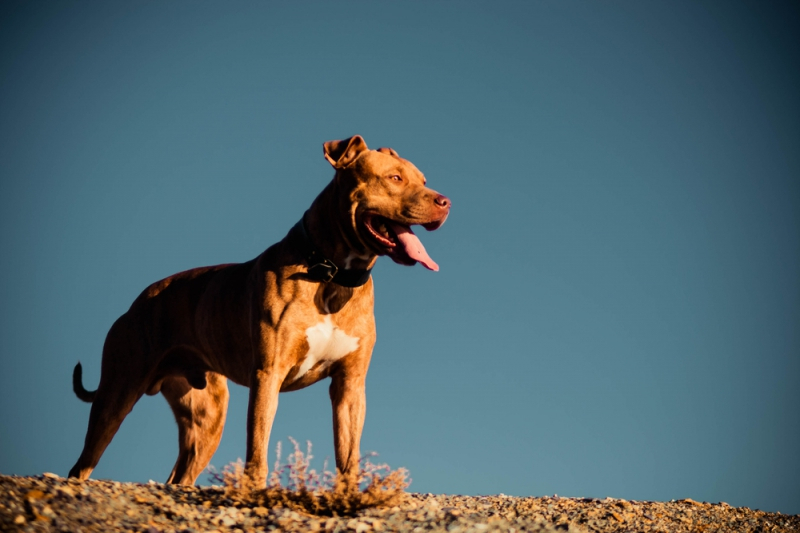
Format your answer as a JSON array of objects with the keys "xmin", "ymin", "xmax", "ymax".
[{"xmin": 389, "ymin": 222, "xmax": 439, "ymax": 271}]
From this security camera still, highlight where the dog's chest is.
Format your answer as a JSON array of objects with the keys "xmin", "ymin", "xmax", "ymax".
[{"xmin": 294, "ymin": 316, "xmax": 359, "ymax": 380}]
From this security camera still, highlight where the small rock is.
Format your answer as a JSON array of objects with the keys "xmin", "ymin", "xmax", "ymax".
[
  {"xmin": 42, "ymin": 472, "xmax": 60, "ymax": 479},
  {"xmin": 14, "ymin": 515, "xmax": 26, "ymax": 524},
  {"xmin": 26, "ymin": 489, "xmax": 46, "ymax": 500}
]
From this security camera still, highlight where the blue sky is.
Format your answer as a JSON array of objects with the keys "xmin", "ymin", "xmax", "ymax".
[{"xmin": 1, "ymin": 0, "xmax": 798, "ymax": 515}]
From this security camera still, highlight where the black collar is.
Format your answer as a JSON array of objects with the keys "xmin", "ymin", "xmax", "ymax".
[{"xmin": 292, "ymin": 211, "xmax": 372, "ymax": 288}]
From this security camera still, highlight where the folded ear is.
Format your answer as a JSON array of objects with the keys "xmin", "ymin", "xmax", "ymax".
[
  {"xmin": 376, "ymin": 147, "xmax": 400, "ymax": 157},
  {"xmin": 323, "ymin": 135, "xmax": 369, "ymax": 169}
]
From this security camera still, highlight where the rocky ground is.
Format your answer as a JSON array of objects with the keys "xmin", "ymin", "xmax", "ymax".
[{"xmin": 1, "ymin": 473, "xmax": 796, "ymax": 533}]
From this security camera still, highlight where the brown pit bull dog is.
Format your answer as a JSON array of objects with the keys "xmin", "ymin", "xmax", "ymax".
[{"xmin": 69, "ymin": 135, "xmax": 450, "ymax": 486}]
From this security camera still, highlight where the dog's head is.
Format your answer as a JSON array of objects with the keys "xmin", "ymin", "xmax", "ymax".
[{"xmin": 323, "ymin": 135, "xmax": 450, "ymax": 271}]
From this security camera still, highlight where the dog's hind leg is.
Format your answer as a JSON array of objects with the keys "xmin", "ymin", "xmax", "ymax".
[
  {"xmin": 68, "ymin": 381, "xmax": 142, "ymax": 480},
  {"xmin": 162, "ymin": 372, "xmax": 229, "ymax": 485},
  {"xmin": 69, "ymin": 316, "xmax": 151, "ymax": 480}
]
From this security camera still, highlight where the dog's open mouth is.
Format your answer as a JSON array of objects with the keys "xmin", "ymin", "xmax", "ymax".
[{"xmin": 362, "ymin": 214, "xmax": 439, "ymax": 271}]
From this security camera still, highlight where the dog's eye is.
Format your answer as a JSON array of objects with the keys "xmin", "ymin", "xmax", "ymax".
[{"xmin": 387, "ymin": 175, "xmax": 402, "ymax": 182}]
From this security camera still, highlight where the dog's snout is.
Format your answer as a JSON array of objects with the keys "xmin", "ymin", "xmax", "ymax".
[{"xmin": 434, "ymin": 194, "xmax": 450, "ymax": 209}]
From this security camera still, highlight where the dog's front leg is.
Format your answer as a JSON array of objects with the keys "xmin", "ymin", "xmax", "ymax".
[
  {"xmin": 330, "ymin": 372, "xmax": 367, "ymax": 482},
  {"xmin": 244, "ymin": 368, "xmax": 282, "ymax": 487}
]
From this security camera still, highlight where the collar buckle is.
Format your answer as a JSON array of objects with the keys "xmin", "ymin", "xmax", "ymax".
[
  {"xmin": 307, "ymin": 255, "xmax": 338, "ymax": 283},
  {"xmin": 293, "ymin": 211, "xmax": 370, "ymax": 287}
]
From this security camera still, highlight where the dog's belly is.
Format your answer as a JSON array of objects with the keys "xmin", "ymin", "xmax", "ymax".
[{"xmin": 289, "ymin": 316, "xmax": 359, "ymax": 386}]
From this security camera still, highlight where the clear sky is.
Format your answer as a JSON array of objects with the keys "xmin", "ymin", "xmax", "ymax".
[{"xmin": 1, "ymin": 0, "xmax": 798, "ymax": 515}]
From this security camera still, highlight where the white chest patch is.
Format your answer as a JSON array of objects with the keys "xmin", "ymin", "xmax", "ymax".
[{"xmin": 294, "ymin": 316, "xmax": 359, "ymax": 381}]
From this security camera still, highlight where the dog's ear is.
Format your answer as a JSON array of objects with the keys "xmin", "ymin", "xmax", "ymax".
[
  {"xmin": 376, "ymin": 147, "xmax": 400, "ymax": 157},
  {"xmin": 323, "ymin": 135, "xmax": 369, "ymax": 169}
]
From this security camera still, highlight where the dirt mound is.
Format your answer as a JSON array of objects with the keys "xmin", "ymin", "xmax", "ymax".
[{"xmin": 1, "ymin": 473, "xmax": 796, "ymax": 532}]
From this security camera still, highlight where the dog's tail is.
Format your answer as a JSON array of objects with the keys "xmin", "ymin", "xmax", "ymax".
[{"xmin": 72, "ymin": 362, "xmax": 97, "ymax": 403}]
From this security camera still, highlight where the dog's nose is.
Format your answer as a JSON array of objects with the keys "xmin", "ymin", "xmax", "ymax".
[{"xmin": 434, "ymin": 194, "xmax": 450, "ymax": 209}]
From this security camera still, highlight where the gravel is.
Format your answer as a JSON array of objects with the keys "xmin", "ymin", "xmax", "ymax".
[{"xmin": 1, "ymin": 473, "xmax": 797, "ymax": 533}]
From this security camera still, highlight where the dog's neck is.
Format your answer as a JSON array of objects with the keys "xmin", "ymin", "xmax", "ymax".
[{"xmin": 298, "ymin": 180, "xmax": 377, "ymax": 285}]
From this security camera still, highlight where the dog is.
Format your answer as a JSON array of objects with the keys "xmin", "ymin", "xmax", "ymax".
[{"xmin": 69, "ymin": 135, "xmax": 450, "ymax": 486}]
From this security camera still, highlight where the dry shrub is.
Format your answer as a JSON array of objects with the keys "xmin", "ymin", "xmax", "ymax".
[{"xmin": 206, "ymin": 438, "xmax": 410, "ymax": 516}]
